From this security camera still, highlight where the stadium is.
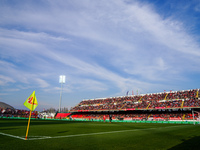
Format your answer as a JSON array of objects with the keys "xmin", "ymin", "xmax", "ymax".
[
  {"xmin": 1, "ymin": 0, "xmax": 200, "ymax": 149},
  {"xmin": 66, "ymin": 89, "xmax": 200, "ymax": 123},
  {"xmin": 1, "ymin": 89, "xmax": 200, "ymax": 149},
  {"xmin": 1, "ymin": 89, "xmax": 200, "ymax": 122}
]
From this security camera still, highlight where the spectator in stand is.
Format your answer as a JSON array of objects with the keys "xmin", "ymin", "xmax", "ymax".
[
  {"xmin": 103, "ymin": 115, "xmax": 106, "ymax": 122},
  {"xmin": 70, "ymin": 89, "xmax": 200, "ymax": 112}
]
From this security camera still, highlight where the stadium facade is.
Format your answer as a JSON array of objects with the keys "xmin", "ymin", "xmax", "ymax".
[{"xmin": 69, "ymin": 89, "xmax": 200, "ymax": 121}]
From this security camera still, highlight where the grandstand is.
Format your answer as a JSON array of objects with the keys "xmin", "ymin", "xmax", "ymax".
[
  {"xmin": 0, "ymin": 101, "xmax": 15, "ymax": 109},
  {"xmin": 69, "ymin": 89, "xmax": 200, "ymax": 122},
  {"xmin": 0, "ymin": 101, "xmax": 39, "ymax": 118},
  {"xmin": 1, "ymin": 89, "xmax": 200, "ymax": 122},
  {"xmin": 55, "ymin": 112, "xmax": 71, "ymax": 119}
]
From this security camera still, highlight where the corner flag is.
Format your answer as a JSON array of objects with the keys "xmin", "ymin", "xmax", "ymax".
[
  {"xmin": 24, "ymin": 91, "xmax": 38, "ymax": 111},
  {"xmin": 24, "ymin": 91, "xmax": 38, "ymax": 140}
]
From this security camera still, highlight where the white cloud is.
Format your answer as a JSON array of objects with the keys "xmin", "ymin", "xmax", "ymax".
[
  {"xmin": 34, "ymin": 78, "xmax": 50, "ymax": 88},
  {"xmin": 1, "ymin": 0, "xmax": 200, "ymax": 109},
  {"xmin": 0, "ymin": 75, "xmax": 15, "ymax": 85}
]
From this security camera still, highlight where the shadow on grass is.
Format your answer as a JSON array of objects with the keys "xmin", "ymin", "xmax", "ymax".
[
  {"xmin": 57, "ymin": 130, "xmax": 69, "ymax": 134},
  {"xmin": 168, "ymin": 136, "xmax": 200, "ymax": 150}
]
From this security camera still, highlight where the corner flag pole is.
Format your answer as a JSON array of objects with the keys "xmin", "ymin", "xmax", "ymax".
[{"xmin": 25, "ymin": 96, "xmax": 35, "ymax": 140}]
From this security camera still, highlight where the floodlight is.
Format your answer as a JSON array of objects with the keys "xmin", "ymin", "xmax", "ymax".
[
  {"xmin": 59, "ymin": 75, "xmax": 66, "ymax": 83},
  {"xmin": 59, "ymin": 75, "xmax": 66, "ymax": 112}
]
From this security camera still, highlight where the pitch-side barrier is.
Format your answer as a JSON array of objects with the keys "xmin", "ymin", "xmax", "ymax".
[{"xmin": 1, "ymin": 116, "xmax": 199, "ymax": 125}]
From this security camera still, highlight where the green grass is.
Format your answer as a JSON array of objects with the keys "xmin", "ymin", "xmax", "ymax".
[{"xmin": 0, "ymin": 119, "xmax": 200, "ymax": 150}]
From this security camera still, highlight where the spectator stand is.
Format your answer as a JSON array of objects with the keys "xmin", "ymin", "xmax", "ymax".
[
  {"xmin": 69, "ymin": 89, "xmax": 200, "ymax": 123},
  {"xmin": 192, "ymin": 110, "xmax": 200, "ymax": 125}
]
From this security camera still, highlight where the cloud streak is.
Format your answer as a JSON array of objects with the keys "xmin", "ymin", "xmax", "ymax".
[{"xmin": 0, "ymin": 0, "xmax": 200, "ymax": 109}]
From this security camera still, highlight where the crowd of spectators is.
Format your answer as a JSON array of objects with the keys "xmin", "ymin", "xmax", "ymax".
[
  {"xmin": 70, "ymin": 89, "xmax": 200, "ymax": 112},
  {"xmin": 1, "ymin": 89, "xmax": 199, "ymax": 121},
  {"xmin": 0, "ymin": 107, "xmax": 38, "ymax": 118},
  {"xmin": 71, "ymin": 112, "xmax": 199, "ymax": 121}
]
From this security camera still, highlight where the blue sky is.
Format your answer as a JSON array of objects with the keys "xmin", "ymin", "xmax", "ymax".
[{"xmin": 0, "ymin": 0, "xmax": 200, "ymax": 111}]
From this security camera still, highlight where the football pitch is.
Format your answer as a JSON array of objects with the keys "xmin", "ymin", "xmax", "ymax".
[{"xmin": 0, "ymin": 119, "xmax": 200, "ymax": 150}]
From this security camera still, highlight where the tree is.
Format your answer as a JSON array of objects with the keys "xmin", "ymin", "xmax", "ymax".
[{"xmin": 46, "ymin": 107, "xmax": 57, "ymax": 113}]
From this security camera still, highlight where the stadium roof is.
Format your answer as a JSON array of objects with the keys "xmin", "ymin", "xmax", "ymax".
[{"xmin": 0, "ymin": 102, "xmax": 15, "ymax": 109}]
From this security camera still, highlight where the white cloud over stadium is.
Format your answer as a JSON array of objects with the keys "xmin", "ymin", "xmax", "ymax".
[{"xmin": 0, "ymin": 0, "xmax": 200, "ymax": 110}]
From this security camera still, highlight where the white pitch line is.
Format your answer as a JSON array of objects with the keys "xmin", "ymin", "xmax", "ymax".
[
  {"xmin": 28, "ymin": 125, "xmax": 190, "ymax": 140},
  {"xmin": 0, "ymin": 125, "xmax": 190, "ymax": 141},
  {"xmin": 0, "ymin": 132, "xmax": 25, "ymax": 140}
]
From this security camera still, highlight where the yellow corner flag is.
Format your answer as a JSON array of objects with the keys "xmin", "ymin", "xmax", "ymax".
[
  {"xmin": 24, "ymin": 91, "xmax": 38, "ymax": 140},
  {"xmin": 24, "ymin": 91, "xmax": 38, "ymax": 111}
]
